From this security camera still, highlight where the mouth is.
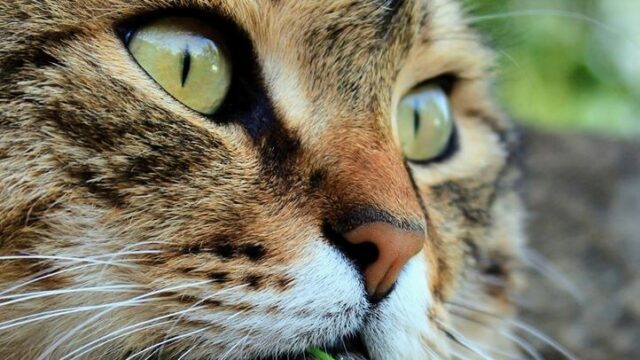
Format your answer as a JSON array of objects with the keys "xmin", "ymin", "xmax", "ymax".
[{"xmin": 271, "ymin": 332, "xmax": 371, "ymax": 360}]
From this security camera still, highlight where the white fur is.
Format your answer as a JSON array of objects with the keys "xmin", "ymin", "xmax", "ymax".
[
  {"xmin": 179, "ymin": 245, "xmax": 449, "ymax": 360},
  {"xmin": 181, "ymin": 241, "xmax": 369, "ymax": 359},
  {"xmin": 363, "ymin": 254, "xmax": 448, "ymax": 359}
]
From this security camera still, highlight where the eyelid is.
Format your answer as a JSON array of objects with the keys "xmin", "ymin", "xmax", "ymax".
[{"xmin": 411, "ymin": 73, "xmax": 458, "ymax": 96}]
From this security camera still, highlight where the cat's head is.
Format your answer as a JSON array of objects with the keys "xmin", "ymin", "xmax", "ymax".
[{"xmin": 0, "ymin": 0, "xmax": 525, "ymax": 359}]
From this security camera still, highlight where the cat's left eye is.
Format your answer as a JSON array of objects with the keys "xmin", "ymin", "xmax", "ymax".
[
  {"xmin": 395, "ymin": 84, "xmax": 455, "ymax": 163},
  {"xmin": 127, "ymin": 17, "xmax": 232, "ymax": 115}
]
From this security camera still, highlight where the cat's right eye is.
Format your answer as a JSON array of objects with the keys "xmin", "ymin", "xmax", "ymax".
[
  {"xmin": 395, "ymin": 84, "xmax": 455, "ymax": 163},
  {"xmin": 127, "ymin": 16, "xmax": 232, "ymax": 115}
]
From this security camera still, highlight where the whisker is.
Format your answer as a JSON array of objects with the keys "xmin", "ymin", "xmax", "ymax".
[
  {"xmin": 503, "ymin": 330, "xmax": 544, "ymax": 360},
  {"xmin": 522, "ymin": 248, "xmax": 584, "ymax": 303},
  {"xmin": 91, "ymin": 250, "xmax": 164, "ymax": 258},
  {"xmin": 38, "ymin": 280, "xmax": 212, "ymax": 360},
  {"xmin": 64, "ymin": 319, "xmax": 176, "ymax": 360},
  {"xmin": 449, "ymin": 349, "xmax": 474, "ymax": 360},
  {"xmin": 96, "ymin": 241, "xmax": 171, "ymax": 280},
  {"xmin": 436, "ymin": 321, "xmax": 494, "ymax": 360},
  {"xmin": 509, "ymin": 318, "xmax": 576, "ymax": 360},
  {"xmin": 123, "ymin": 326, "xmax": 210, "ymax": 360},
  {"xmin": 156, "ymin": 284, "xmax": 248, "ymax": 358},
  {"xmin": 448, "ymin": 301, "xmax": 577, "ymax": 360},
  {"xmin": 0, "ymin": 284, "xmax": 141, "ymax": 304},
  {"xmin": 219, "ymin": 318, "xmax": 257, "ymax": 360},
  {"xmin": 0, "ymin": 247, "xmax": 166, "ymax": 297},
  {"xmin": 449, "ymin": 309, "xmax": 541, "ymax": 360},
  {"xmin": 0, "ymin": 301, "xmax": 152, "ymax": 331},
  {"xmin": 60, "ymin": 301, "xmax": 221, "ymax": 360},
  {"xmin": 175, "ymin": 342, "xmax": 198, "ymax": 360},
  {"xmin": 0, "ymin": 282, "xmax": 208, "ymax": 359},
  {"xmin": 0, "ymin": 263, "xmax": 94, "ymax": 297},
  {"xmin": 0, "ymin": 255, "xmax": 135, "ymax": 267}
]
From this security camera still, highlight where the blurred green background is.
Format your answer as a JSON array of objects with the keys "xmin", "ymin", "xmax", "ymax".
[{"xmin": 467, "ymin": 0, "xmax": 640, "ymax": 137}]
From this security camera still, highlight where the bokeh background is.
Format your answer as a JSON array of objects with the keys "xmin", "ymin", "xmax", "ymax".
[
  {"xmin": 466, "ymin": 0, "xmax": 640, "ymax": 359},
  {"xmin": 470, "ymin": 0, "xmax": 640, "ymax": 137}
]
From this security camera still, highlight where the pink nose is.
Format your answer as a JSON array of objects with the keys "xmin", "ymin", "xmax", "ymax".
[{"xmin": 343, "ymin": 222, "xmax": 425, "ymax": 297}]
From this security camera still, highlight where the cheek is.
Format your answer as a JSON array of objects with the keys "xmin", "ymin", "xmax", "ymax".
[
  {"xmin": 174, "ymin": 241, "xmax": 370, "ymax": 357},
  {"xmin": 410, "ymin": 184, "xmax": 467, "ymax": 301},
  {"xmin": 408, "ymin": 122, "xmax": 511, "ymax": 299}
]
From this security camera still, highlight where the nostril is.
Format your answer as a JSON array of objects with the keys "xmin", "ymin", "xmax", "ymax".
[
  {"xmin": 322, "ymin": 214, "xmax": 425, "ymax": 299},
  {"xmin": 322, "ymin": 223, "xmax": 379, "ymax": 277},
  {"xmin": 344, "ymin": 241, "xmax": 379, "ymax": 274}
]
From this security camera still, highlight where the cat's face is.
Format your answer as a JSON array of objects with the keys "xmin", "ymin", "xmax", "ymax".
[{"xmin": 0, "ymin": 0, "xmax": 525, "ymax": 359}]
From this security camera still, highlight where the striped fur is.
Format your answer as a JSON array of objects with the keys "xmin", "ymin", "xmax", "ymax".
[{"xmin": 0, "ymin": 0, "xmax": 525, "ymax": 359}]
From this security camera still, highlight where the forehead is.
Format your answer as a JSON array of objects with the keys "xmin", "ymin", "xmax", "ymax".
[
  {"xmin": 9, "ymin": 0, "xmax": 487, "ymax": 139},
  {"xmin": 191, "ymin": 0, "xmax": 480, "ymax": 119},
  {"xmin": 15, "ymin": 0, "xmax": 480, "ymax": 99}
]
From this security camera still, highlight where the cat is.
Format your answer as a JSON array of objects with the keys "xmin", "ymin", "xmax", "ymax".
[{"xmin": 0, "ymin": 0, "xmax": 525, "ymax": 359}]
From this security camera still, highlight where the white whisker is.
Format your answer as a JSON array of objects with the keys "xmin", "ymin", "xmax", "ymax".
[
  {"xmin": 509, "ymin": 318, "xmax": 576, "ymax": 360},
  {"xmin": 448, "ymin": 301, "xmax": 577, "ymax": 360},
  {"xmin": 175, "ymin": 343, "xmax": 198, "ymax": 360},
  {"xmin": 38, "ymin": 280, "xmax": 212, "ymax": 360},
  {"xmin": 65, "ymin": 319, "xmax": 176, "ymax": 360},
  {"xmin": 0, "ymin": 248, "xmax": 166, "ymax": 297},
  {"xmin": 91, "ymin": 250, "xmax": 164, "ymax": 258},
  {"xmin": 95, "ymin": 241, "xmax": 170, "ymax": 280},
  {"xmin": 504, "ymin": 330, "xmax": 543, "ymax": 360},
  {"xmin": 449, "ymin": 309, "xmax": 541, "ymax": 360},
  {"xmin": 437, "ymin": 321, "xmax": 494, "ymax": 360},
  {"xmin": 0, "ymin": 263, "xmax": 96, "ymax": 296},
  {"xmin": 0, "ymin": 301, "xmax": 151, "ymax": 331},
  {"xmin": 123, "ymin": 326, "xmax": 210, "ymax": 360},
  {"xmin": 450, "ymin": 349, "xmax": 474, "ymax": 360},
  {"xmin": 0, "ymin": 255, "xmax": 134, "ymax": 268},
  {"xmin": 523, "ymin": 248, "xmax": 584, "ymax": 303},
  {"xmin": 0, "ymin": 284, "xmax": 140, "ymax": 302},
  {"xmin": 0, "ymin": 281, "xmax": 209, "ymax": 356},
  {"xmin": 156, "ymin": 284, "xmax": 248, "ymax": 358},
  {"xmin": 62, "ymin": 313, "xmax": 192, "ymax": 360},
  {"xmin": 218, "ymin": 315, "xmax": 256, "ymax": 360}
]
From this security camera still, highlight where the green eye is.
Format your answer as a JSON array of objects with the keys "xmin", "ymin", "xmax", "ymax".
[
  {"xmin": 128, "ymin": 17, "xmax": 232, "ymax": 115},
  {"xmin": 396, "ymin": 84, "xmax": 454, "ymax": 162}
]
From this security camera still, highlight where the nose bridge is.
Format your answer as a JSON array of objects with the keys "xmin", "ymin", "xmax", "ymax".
[
  {"xmin": 325, "ymin": 134, "xmax": 425, "ymax": 223},
  {"xmin": 317, "ymin": 129, "xmax": 427, "ymax": 298}
]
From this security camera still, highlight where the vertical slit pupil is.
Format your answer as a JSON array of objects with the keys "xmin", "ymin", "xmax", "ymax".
[
  {"xmin": 413, "ymin": 99, "xmax": 421, "ymax": 137},
  {"xmin": 181, "ymin": 47, "xmax": 191, "ymax": 87}
]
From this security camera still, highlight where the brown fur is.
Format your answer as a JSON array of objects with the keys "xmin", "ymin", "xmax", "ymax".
[{"xmin": 0, "ymin": 0, "xmax": 525, "ymax": 359}]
